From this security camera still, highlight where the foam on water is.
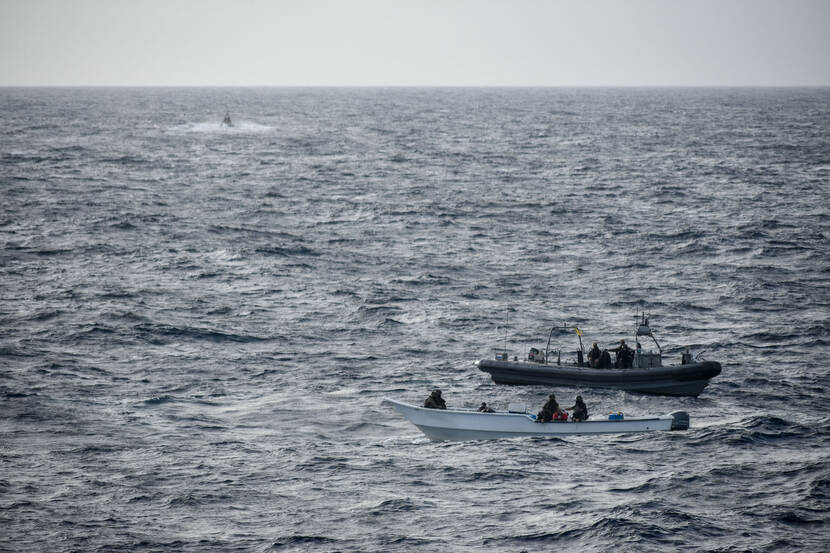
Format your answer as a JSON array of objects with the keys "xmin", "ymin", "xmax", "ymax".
[{"xmin": 171, "ymin": 120, "xmax": 274, "ymax": 134}]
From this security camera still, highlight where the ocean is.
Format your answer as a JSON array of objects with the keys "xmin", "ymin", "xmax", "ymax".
[{"xmin": 1, "ymin": 87, "xmax": 829, "ymax": 552}]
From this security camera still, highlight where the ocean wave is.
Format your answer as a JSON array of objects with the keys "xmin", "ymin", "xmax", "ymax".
[
  {"xmin": 367, "ymin": 498, "xmax": 419, "ymax": 514},
  {"xmin": 254, "ymin": 245, "xmax": 320, "ymax": 257},
  {"xmin": 133, "ymin": 323, "xmax": 268, "ymax": 343},
  {"xmin": 269, "ymin": 535, "xmax": 339, "ymax": 549},
  {"xmin": 142, "ymin": 395, "xmax": 176, "ymax": 405},
  {"xmin": 688, "ymin": 415, "xmax": 814, "ymax": 448}
]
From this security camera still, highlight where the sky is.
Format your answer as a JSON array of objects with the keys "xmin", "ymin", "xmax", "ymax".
[{"xmin": 1, "ymin": 0, "xmax": 829, "ymax": 86}]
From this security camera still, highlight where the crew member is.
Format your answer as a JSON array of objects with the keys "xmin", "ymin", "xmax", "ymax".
[
  {"xmin": 565, "ymin": 395, "xmax": 589, "ymax": 421},
  {"xmin": 598, "ymin": 349, "xmax": 612, "ymax": 369},
  {"xmin": 587, "ymin": 342, "xmax": 602, "ymax": 368},
  {"xmin": 611, "ymin": 339, "xmax": 634, "ymax": 368},
  {"xmin": 536, "ymin": 393, "xmax": 562, "ymax": 422},
  {"xmin": 424, "ymin": 389, "xmax": 446, "ymax": 409}
]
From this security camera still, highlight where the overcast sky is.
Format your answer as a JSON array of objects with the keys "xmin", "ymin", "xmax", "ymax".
[{"xmin": 2, "ymin": 0, "xmax": 829, "ymax": 86}]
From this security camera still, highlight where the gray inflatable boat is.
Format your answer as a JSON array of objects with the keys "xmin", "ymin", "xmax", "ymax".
[{"xmin": 478, "ymin": 313, "xmax": 722, "ymax": 397}]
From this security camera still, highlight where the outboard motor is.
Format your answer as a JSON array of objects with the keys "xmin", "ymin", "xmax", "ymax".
[{"xmin": 669, "ymin": 411, "xmax": 690, "ymax": 431}]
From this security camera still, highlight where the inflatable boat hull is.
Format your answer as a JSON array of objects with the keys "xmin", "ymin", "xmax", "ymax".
[{"xmin": 477, "ymin": 359, "xmax": 722, "ymax": 397}]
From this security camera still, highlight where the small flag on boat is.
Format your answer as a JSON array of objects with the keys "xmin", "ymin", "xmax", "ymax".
[{"xmin": 575, "ymin": 327, "xmax": 583, "ymax": 336}]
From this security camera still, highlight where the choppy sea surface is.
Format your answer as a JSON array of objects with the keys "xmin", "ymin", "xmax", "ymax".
[{"xmin": 2, "ymin": 87, "xmax": 829, "ymax": 552}]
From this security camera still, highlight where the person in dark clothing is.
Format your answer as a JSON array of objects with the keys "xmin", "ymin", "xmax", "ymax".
[
  {"xmin": 611, "ymin": 340, "xmax": 634, "ymax": 368},
  {"xmin": 565, "ymin": 395, "xmax": 589, "ymax": 421},
  {"xmin": 424, "ymin": 389, "xmax": 446, "ymax": 409},
  {"xmin": 598, "ymin": 349, "xmax": 612, "ymax": 369},
  {"xmin": 535, "ymin": 393, "xmax": 561, "ymax": 422},
  {"xmin": 587, "ymin": 342, "xmax": 602, "ymax": 368},
  {"xmin": 477, "ymin": 402, "xmax": 495, "ymax": 413},
  {"xmin": 623, "ymin": 343, "xmax": 634, "ymax": 368}
]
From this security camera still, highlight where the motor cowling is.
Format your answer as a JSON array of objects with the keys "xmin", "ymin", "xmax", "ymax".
[{"xmin": 669, "ymin": 411, "xmax": 690, "ymax": 430}]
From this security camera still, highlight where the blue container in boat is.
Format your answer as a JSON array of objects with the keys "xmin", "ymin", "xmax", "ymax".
[{"xmin": 608, "ymin": 413, "xmax": 624, "ymax": 420}]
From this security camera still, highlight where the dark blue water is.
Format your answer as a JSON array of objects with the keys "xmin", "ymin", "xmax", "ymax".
[{"xmin": 2, "ymin": 87, "xmax": 829, "ymax": 552}]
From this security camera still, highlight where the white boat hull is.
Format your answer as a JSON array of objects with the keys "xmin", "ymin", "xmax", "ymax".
[{"xmin": 383, "ymin": 398, "xmax": 687, "ymax": 442}]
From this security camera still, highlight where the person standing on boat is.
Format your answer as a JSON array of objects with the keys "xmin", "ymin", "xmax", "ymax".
[
  {"xmin": 565, "ymin": 395, "xmax": 589, "ymax": 421},
  {"xmin": 536, "ymin": 393, "xmax": 562, "ymax": 422},
  {"xmin": 611, "ymin": 339, "xmax": 634, "ymax": 368},
  {"xmin": 587, "ymin": 342, "xmax": 602, "ymax": 368},
  {"xmin": 424, "ymin": 389, "xmax": 446, "ymax": 409}
]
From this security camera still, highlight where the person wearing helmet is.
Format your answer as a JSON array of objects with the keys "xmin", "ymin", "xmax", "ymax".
[
  {"xmin": 587, "ymin": 342, "xmax": 602, "ymax": 368},
  {"xmin": 536, "ymin": 393, "xmax": 562, "ymax": 422},
  {"xmin": 611, "ymin": 339, "xmax": 634, "ymax": 368},
  {"xmin": 423, "ymin": 389, "xmax": 447, "ymax": 409},
  {"xmin": 566, "ymin": 395, "xmax": 589, "ymax": 421},
  {"xmin": 477, "ymin": 402, "xmax": 495, "ymax": 413}
]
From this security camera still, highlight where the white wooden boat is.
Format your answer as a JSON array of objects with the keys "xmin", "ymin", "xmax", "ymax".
[{"xmin": 383, "ymin": 398, "xmax": 689, "ymax": 442}]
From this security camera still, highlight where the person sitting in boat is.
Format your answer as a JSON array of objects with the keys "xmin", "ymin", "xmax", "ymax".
[
  {"xmin": 611, "ymin": 340, "xmax": 634, "ymax": 368},
  {"xmin": 477, "ymin": 402, "xmax": 495, "ymax": 413},
  {"xmin": 535, "ymin": 393, "xmax": 565, "ymax": 422},
  {"xmin": 424, "ymin": 389, "xmax": 446, "ymax": 409},
  {"xmin": 598, "ymin": 349, "xmax": 613, "ymax": 369},
  {"xmin": 587, "ymin": 342, "xmax": 602, "ymax": 368},
  {"xmin": 565, "ymin": 395, "xmax": 589, "ymax": 421}
]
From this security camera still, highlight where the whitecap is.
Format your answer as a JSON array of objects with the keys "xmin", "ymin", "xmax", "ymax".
[{"xmin": 169, "ymin": 120, "xmax": 274, "ymax": 134}]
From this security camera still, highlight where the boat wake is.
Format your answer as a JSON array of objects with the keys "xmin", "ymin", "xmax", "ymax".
[{"xmin": 169, "ymin": 121, "xmax": 273, "ymax": 134}]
